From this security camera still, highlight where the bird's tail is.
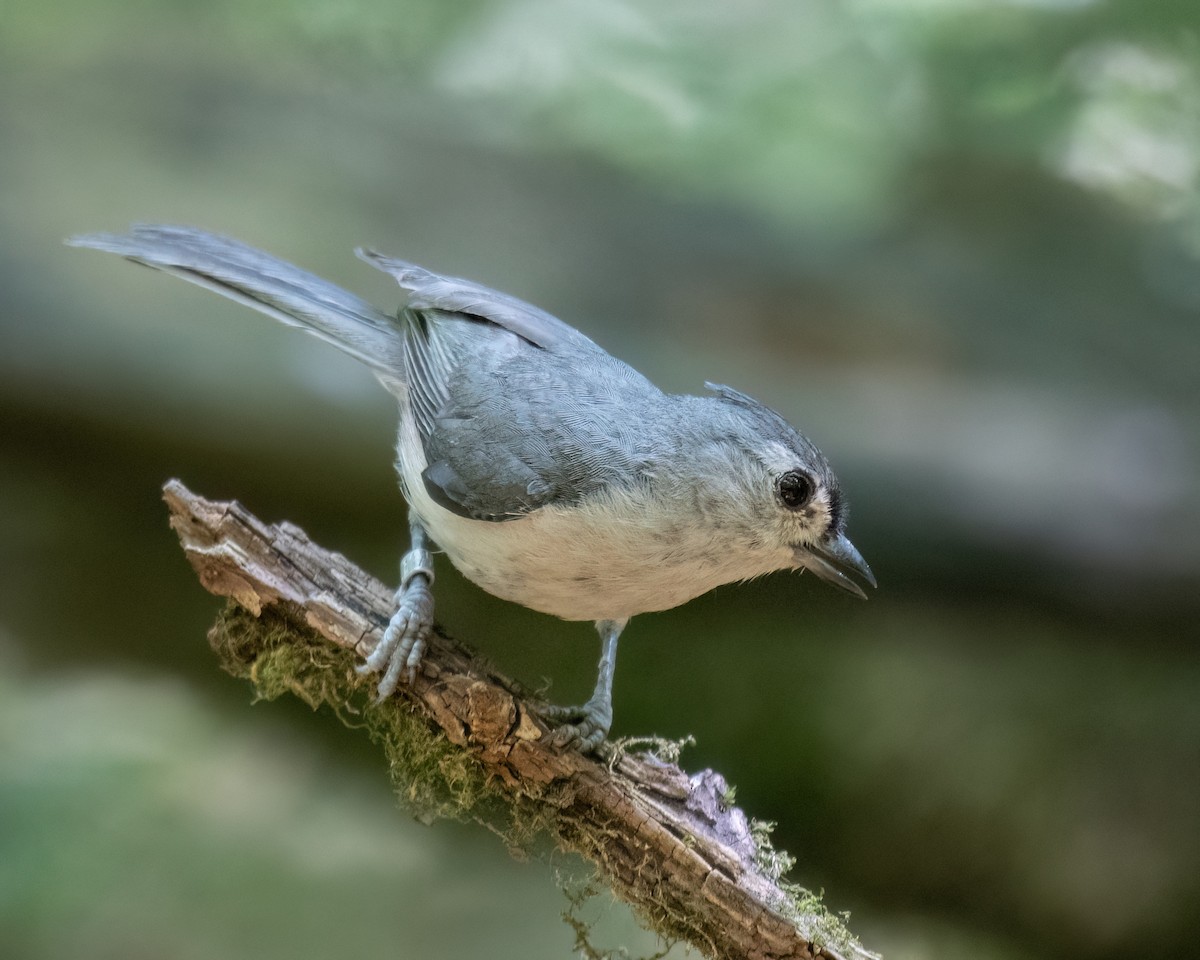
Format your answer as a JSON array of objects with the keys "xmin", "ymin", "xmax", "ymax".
[{"xmin": 68, "ymin": 224, "xmax": 405, "ymax": 376}]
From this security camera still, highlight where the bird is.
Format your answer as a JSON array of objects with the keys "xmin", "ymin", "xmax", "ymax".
[{"xmin": 68, "ymin": 224, "xmax": 876, "ymax": 751}]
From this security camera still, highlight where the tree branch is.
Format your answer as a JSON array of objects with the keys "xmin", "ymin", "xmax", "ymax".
[{"xmin": 163, "ymin": 478, "xmax": 877, "ymax": 960}]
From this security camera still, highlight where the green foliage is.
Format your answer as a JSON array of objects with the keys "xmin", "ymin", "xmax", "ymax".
[{"xmin": 11, "ymin": 0, "xmax": 1199, "ymax": 234}]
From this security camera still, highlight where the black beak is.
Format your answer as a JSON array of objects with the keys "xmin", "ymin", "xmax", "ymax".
[{"xmin": 794, "ymin": 533, "xmax": 877, "ymax": 600}]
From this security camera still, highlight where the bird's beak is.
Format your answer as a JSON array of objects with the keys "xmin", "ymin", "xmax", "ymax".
[{"xmin": 794, "ymin": 533, "xmax": 877, "ymax": 600}]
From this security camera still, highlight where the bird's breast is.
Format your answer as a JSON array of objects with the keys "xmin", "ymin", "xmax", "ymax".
[
  {"xmin": 426, "ymin": 500, "xmax": 778, "ymax": 621},
  {"xmin": 396, "ymin": 412, "xmax": 785, "ymax": 621}
]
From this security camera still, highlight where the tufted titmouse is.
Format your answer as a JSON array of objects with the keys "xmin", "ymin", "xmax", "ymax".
[{"xmin": 69, "ymin": 225, "xmax": 875, "ymax": 751}]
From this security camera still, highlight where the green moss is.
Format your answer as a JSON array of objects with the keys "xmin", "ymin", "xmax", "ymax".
[
  {"xmin": 749, "ymin": 818, "xmax": 861, "ymax": 957},
  {"xmin": 210, "ymin": 603, "xmax": 502, "ymax": 826}
]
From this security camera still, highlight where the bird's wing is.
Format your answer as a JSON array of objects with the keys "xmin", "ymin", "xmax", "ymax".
[
  {"xmin": 358, "ymin": 248, "xmax": 661, "ymax": 521},
  {"xmin": 357, "ymin": 250, "xmax": 599, "ymax": 353},
  {"xmin": 406, "ymin": 308, "xmax": 661, "ymax": 522}
]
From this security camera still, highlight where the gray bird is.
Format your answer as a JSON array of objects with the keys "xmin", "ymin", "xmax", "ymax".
[{"xmin": 69, "ymin": 225, "xmax": 876, "ymax": 751}]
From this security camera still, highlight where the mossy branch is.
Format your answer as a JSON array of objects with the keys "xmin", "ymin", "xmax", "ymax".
[{"xmin": 164, "ymin": 479, "xmax": 877, "ymax": 960}]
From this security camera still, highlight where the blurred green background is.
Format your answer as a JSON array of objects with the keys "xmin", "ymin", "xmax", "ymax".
[{"xmin": 2, "ymin": 1, "xmax": 1198, "ymax": 958}]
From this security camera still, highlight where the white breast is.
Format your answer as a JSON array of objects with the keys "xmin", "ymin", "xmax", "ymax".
[{"xmin": 395, "ymin": 414, "xmax": 786, "ymax": 622}]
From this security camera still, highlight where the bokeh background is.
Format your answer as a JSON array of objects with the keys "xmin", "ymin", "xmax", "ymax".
[{"xmin": 3, "ymin": 2, "xmax": 1198, "ymax": 958}]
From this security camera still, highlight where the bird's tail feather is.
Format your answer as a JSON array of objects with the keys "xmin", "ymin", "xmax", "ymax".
[{"xmin": 68, "ymin": 224, "xmax": 405, "ymax": 375}]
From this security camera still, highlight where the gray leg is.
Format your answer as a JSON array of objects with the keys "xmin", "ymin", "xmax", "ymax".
[
  {"xmin": 359, "ymin": 517, "xmax": 435, "ymax": 699},
  {"xmin": 540, "ymin": 618, "xmax": 626, "ymax": 752}
]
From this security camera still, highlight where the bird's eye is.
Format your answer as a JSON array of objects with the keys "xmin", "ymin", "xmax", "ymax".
[{"xmin": 776, "ymin": 470, "xmax": 815, "ymax": 510}]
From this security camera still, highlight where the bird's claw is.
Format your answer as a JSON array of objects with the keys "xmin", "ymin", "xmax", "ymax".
[
  {"xmin": 358, "ymin": 575, "xmax": 433, "ymax": 700},
  {"xmin": 537, "ymin": 698, "xmax": 613, "ymax": 753}
]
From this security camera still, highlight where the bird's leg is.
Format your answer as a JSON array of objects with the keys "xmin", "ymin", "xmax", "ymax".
[
  {"xmin": 539, "ymin": 618, "xmax": 626, "ymax": 753},
  {"xmin": 359, "ymin": 517, "xmax": 435, "ymax": 700}
]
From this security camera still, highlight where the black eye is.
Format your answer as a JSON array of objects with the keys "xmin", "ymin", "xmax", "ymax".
[{"xmin": 776, "ymin": 470, "xmax": 815, "ymax": 510}]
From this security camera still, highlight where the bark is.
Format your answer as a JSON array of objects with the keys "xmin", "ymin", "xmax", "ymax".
[{"xmin": 163, "ymin": 478, "xmax": 877, "ymax": 960}]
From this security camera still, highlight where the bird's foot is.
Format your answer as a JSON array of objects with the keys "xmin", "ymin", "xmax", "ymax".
[
  {"xmin": 358, "ymin": 572, "xmax": 433, "ymax": 700},
  {"xmin": 537, "ymin": 696, "xmax": 613, "ymax": 754}
]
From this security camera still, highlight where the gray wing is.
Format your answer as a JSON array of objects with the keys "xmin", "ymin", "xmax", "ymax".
[
  {"xmin": 410, "ymin": 317, "xmax": 666, "ymax": 521},
  {"xmin": 358, "ymin": 250, "xmax": 598, "ymax": 353},
  {"xmin": 357, "ymin": 251, "xmax": 661, "ymax": 521}
]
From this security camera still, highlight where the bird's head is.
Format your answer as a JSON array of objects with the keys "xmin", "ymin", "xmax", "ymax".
[{"xmin": 703, "ymin": 384, "xmax": 877, "ymax": 599}]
